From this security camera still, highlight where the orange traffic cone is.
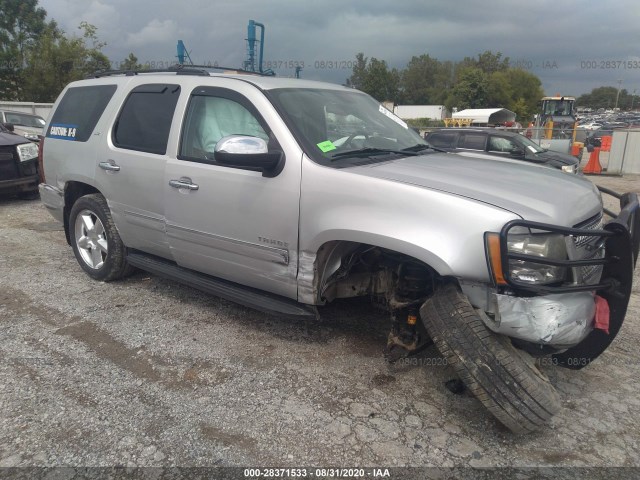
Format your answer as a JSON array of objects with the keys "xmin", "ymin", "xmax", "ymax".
[{"xmin": 583, "ymin": 147, "xmax": 602, "ymax": 174}]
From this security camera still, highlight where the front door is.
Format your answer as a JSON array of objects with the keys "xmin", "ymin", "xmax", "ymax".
[{"xmin": 164, "ymin": 86, "xmax": 301, "ymax": 299}]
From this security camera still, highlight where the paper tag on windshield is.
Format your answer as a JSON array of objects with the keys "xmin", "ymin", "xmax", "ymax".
[
  {"xmin": 317, "ymin": 140, "xmax": 337, "ymax": 152},
  {"xmin": 379, "ymin": 105, "xmax": 408, "ymax": 129}
]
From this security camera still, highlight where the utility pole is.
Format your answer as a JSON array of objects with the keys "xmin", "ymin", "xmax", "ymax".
[
  {"xmin": 614, "ymin": 79, "xmax": 623, "ymax": 109},
  {"xmin": 631, "ymin": 89, "xmax": 637, "ymax": 111}
]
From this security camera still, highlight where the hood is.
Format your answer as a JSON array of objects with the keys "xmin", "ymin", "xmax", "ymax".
[
  {"xmin": 0, "ymin": 131, "xmax": 29, "ymax": 147},
  {"xmin": 12, "ymin": 125, "xmax": 42, "ymax": 140},
  {"xmin": 526, "ymin": 149, "xmax": 578, "ymax": 167},
  {"xmin": 349, "ymin": 152, "xmax": 602, "ymax": 226}
]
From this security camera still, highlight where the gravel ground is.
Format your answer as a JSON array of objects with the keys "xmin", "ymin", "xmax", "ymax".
[{"xmin": 0, "ymin": 174, "xmax": 639, "ymax": 476}]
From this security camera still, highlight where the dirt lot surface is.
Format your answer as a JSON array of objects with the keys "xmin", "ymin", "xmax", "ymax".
[{"xmin": 1, "ymin": 174, "xmax": 639, "ymax": 477}]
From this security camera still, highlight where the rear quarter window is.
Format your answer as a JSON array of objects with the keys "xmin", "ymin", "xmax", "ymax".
[{"xmin": 48, "ymin": 85, "xmax": 117, "ymax": 142}]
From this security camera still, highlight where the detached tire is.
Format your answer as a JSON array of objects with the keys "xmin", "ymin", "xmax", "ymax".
[
  {"xmin": 69, "ymin": 193, "xmax": 133, "ymax": 282},
  {"xmin": 420, "ymin": 284, "xmax": 561, "ymax": 433}
]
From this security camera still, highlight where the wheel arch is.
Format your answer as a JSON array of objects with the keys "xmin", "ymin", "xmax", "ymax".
[
  {"xmin": 298, "ymin": 235, "xmax": 453, "ymax": 305},
  {"xmin": 63, "ymin": 181, "xmax": 101, "ymax": 245}
]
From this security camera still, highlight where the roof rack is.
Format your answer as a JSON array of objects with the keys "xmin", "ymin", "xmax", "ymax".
[
  {"xmin": 89, "ymin": 65, "xmax": 210, "ymax": 78},
  {"xmin": 89, "ymin": 64, "xmax": 275, "ymax": 79}
]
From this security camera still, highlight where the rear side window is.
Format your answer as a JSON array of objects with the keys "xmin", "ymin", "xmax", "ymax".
[
  {"xmin": 458, "ymin": 133, "xmax": 486, "ymax": 150},
  {"xmin": 48, "ymin": 85, "xmax": 117, "ymax": 142},
  {"xmin": 113, "ymin": 84, "xmax": 180, "ymax": 155},
  {"xmin": 427, "ymin": 132, "xmax": 457, "ymax": 148}
]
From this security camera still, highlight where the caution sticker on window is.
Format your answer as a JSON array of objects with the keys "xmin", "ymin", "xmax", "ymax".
[
  {"xmin": 379, "ymin": 105, "xmax": 408, "ymax": 129},
  {"xmin": 317, "ymin": 140, "xmax": 337, "ymax": 153},
  {"xmin": 48, "ymin": 124, "xmax": 78, "ymax": 141}
]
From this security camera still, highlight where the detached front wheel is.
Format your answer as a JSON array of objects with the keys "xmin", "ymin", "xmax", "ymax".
[
  {"xmin": 420, "ymin": 284, "xmax": 561, "ymax": 433},
  {"xmin": 69, "ymin": 193, "xmax": 133, "ymax": 282}
]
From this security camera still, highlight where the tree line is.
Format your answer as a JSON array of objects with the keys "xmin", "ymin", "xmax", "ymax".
[
  {"xmin": 0, "ymin": 0, "xmax": 143, "ymax": 103},
  {"xmin": 346, "ymin": 51, "xmax": 546, "ymax": 122},
  {"xmin": 576, "ymin": 86, "xmax": 639, "ymax": 111}
]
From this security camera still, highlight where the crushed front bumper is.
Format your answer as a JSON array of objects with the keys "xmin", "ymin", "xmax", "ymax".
[
  {"xmin": 488, "ymin": 291, "xmax": 596, "ymax": 348},
  {"xmin": 494, "ymin": 187, "xmax": 639, "ymax": 369}
]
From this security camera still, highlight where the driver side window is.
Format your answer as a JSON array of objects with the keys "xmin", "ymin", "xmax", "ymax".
[
  {"xmin": 180, "ymin": 95, "xmax": 269, "ymax": 161},
  {"xmin": 488, "ymin": 136, "xmax": 516, "ymax": 153}
]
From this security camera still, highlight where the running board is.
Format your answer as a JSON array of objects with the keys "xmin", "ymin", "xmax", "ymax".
[{"xmin": 126, "ymin": 251, "xmax": 317, "ymax": 318}]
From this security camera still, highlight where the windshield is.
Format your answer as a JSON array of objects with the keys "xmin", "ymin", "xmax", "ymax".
[
  {"xmin": 267, "ymin": 88, "xmax": 428, "ymax": 165},
  {"xmin": 543, "ymin": 99, "xmax": 573, "ymax": 116},
  {"xmin": 4, "ymin": 112, "xmax": 46, "ymax": 128},
  {"xmin": 516, "ymin": 134, "xmax": 546, "ymax": 153}
]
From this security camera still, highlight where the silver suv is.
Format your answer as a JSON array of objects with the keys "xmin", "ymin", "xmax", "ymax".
[{"xmin": 39, "ymin": 67, "xmax": 639, "ymax": 434}]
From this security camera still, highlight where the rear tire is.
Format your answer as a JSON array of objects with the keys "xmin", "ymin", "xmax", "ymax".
[
  {"xmin": 69, "ymin": 193, "xmax": 134, "ymax": 282},
  {"xmin": 420, "ymin": 283, "xmax": 561, "ymax": 433}
]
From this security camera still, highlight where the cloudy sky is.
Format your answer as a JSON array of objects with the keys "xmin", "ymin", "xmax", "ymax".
[{"xmin": 39, "ymin": 0, "xmax": 640, "ymax": 97}]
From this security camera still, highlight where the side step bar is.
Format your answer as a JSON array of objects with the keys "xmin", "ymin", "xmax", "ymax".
[{"xmin": 126, "ymin": 251, "xmax": 317, "ymax": 318}]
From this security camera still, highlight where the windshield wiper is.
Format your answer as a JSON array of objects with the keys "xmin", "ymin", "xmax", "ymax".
[
  {"xmin": 402, "ymin": 143, "xmax": 446, "ymax": 153},
  {"xmin": 330, "ymin": 147, "xmax": 418, "ymax": 161}
]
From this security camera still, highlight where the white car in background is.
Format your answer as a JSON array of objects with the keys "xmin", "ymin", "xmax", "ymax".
[{"xmin": 577, "ymin": 122, "xmax": 603, "ymax": 131}]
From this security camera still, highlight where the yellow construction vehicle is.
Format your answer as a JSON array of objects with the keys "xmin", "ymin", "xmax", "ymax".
[{"xmin": 531, "ymin": 96, "xmax": 582, "ymax": 155}]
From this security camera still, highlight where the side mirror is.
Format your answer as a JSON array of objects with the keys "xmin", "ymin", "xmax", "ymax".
[
  {"xmin": 510, "ymin": 147, "xmax": 525, "ymax": 157},
  {"xmin": 2, "ymin": 122, "xmax": 14, "ymax": 132},
  {"xmin": 214, "ymin": 135, "xmax": 284, "ymax": 177}
]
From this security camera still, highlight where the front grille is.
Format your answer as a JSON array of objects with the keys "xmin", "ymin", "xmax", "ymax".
[
  {"xmin": 0, "ymin": 146, "xmax": 19, "ymax": 180},
  {"xmin": 572, "ymin": 213, "xmax": 605, "ymax": 284}
]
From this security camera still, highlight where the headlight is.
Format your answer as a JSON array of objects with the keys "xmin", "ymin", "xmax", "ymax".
[
  {"xmin": 16, "ymin": 142, "xmax": 38, "ymax": 162},
  {"xmin": 486, "ymin": 232, "xmax": 568, "ymax": 285},
  {"xmin": 561, "ymin": 165, "xmax": 576, "ymax": 174},
  {"xmin": 506, "ymin": 233, "xmax": 567, "ymax": 284}
]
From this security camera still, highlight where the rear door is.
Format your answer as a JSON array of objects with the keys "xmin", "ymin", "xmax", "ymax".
[
  {"xmin": 164, "ymin": 83, "xmax": 302, "ymax": 299},
  {"xmin": 457, "ymin": 132, "xmax": 487, "ymax": 152},
  {"xmin": 426, "ymin": 131, "xmax": 458, "ymax": 150},
  {"xmin": 96, "ymin": 83, "xmax": 181, "ymax": 259}
]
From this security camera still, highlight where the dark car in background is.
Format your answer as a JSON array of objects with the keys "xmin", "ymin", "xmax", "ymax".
[
  {"xmin": 425, "ymin": 128, "xmax": 580, "ymax": 174},
  {"xmin": 0, "ymin": 123, "xmax": 40, "ymax": 198},
  {"xmin": 585, "ymin": 129, "xmax": 613, "ymax": 151}
]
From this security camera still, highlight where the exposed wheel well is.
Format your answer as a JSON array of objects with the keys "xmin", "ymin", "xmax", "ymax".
[
  {"xmin": 63, "ymin": 182, "xmax": 100, "ymax": 245},
  {"xmin": 312, "ymin": 240, "xmax": 444, "ymax": 307}
]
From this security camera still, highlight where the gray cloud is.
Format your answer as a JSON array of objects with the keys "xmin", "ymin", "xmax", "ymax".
[{"xmin": 39, "ymin": 0, "xmax": 640, "ymax": 95}]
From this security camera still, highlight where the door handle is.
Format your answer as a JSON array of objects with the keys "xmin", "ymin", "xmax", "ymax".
[
  {"xmin": 99, "ymin": 161, "xmax": 120, "ymax": 172},
  {"xmin": 169, "ymin": 179, "xmax": 199, "ymax": 191}
]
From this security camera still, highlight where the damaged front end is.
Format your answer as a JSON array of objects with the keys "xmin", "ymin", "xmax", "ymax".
[
  {"xmin": 483, "ymin": 188, "xmax": 639, "ymax": 368},
  {"xmin": 313, "ymin": 243, "xmax": 436, "ymax": 360}
]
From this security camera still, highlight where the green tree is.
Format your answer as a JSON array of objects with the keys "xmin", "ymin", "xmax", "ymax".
[
  {"xmin": 447, "ymin": 67, "xmax": 488, "ymax": 110},
  {"xmin": 119, "ymin": 53, "xmax": 143, "ymax": 71},
  {"xmin": 0, "ymin": 0, "xmax": 48, "ymax": 99},
  {"xmin": 347, "ymin": 54, "xmax": 399, "ymax": 102},
  {"xmin": 346, "ymin": 53, "xmax": 368, "ymax": 90},
  {"xmin": 22, "ymin": 22, "xmax": 110, "ymax": 102},
  {"xmin": 401, "ymin": 54, "xmax": 453, "ymax": 105},
  {"xmin": 487, "ymin": 69, "xmax": 544, "ymax": 121},
  {"xmin": 458, "ymin": 50, "xmax": 510, "ymax": 75}
]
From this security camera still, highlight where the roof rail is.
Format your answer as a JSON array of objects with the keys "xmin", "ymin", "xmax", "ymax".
[
  {"xmin": 89, "ymin": 65, "xmax": 210, "ymax": 78},
  {"xmin": 89, "ymin": 64, "xmax": 275, "ymax": 79},
  {"xmin": 183, "ymin": 64, "xmax": 275, "ymax": 76}
]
